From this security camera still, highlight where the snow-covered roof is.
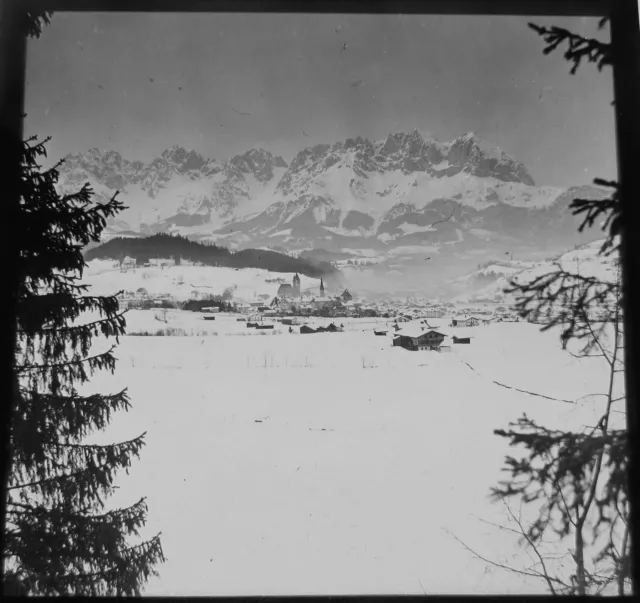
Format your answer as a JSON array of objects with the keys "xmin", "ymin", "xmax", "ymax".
[
  {"xmin": 396, "ymin": 326, "xmax": 427, "ymax": 338},
  {"xmin": 422, "ymin": 317, "xmax": 449, "ymax": 329},
  {"xmin": 424, "ymin": 329, "xmax": 447, "ymax": 337},
  {"xmin": 452, "ymin": 327, "xmax": 476, "ymax": 338}
]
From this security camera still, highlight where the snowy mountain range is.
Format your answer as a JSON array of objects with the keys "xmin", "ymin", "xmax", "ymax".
[{"xmin": 58, "ymin": 130, "xmax": 609, "ymax": 266}]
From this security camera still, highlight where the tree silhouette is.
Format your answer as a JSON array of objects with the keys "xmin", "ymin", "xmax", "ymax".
[
  {"xmin": 451, "ymin": 18, "xmax": 630, "ymax": 596},
  {"xmin": 490, "ymin": 19, "xmax": 630, "ymax": 595},
  {"xmin": 3, "ymin": 137, "xmax": 164, "ymax": 595}
]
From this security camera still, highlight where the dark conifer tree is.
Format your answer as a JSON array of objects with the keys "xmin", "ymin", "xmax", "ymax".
[
  {"xmin": 487, "ymin": 19, "xmax": 631, "ymax": 595},
  {"xmin": 3, "ymin": 137, "xmax": 164, "ymax": 595}
]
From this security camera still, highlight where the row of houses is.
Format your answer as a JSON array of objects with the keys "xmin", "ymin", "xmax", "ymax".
[
  {"xmin": 269, "ymin": 295, "xmax": 375, "ymax": 318},
  {"xmin": 120, "ymin": 257, "xmax": 180, "ymax": 270},
  {"xmin": 118, "ymin": 289, "xmax": 176, "ymax": 309}
]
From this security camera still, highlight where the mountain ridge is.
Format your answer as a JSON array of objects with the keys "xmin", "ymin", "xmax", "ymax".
[{"xmin": 58, "ymin": 130, "xmax": 609, "ymax": 267}]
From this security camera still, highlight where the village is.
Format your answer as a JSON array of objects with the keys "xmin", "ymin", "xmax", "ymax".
[{"xmin": 111, "ymin": 258, "xmax": 522, "ymax": 352}]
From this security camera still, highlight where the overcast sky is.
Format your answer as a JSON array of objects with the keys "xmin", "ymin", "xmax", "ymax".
[{"xmin": 24, "ymin": 12, "xmax": 617, "ymax": 187}]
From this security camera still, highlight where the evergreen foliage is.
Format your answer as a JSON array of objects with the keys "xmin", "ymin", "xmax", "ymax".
[
  {"xmin": 490, "ymin": 19, "xmax": 630, "ymax": 595},
  {"xmin": 180, "ymin": 299, "xmax": 235, "ymax": 313},
  {"xmin": 21, "ymin": 9, "xmax": 53, "ymax": 39},
  {"xmin": 3, "ymin": 137, "xmax": 165, "ymax": 595}
]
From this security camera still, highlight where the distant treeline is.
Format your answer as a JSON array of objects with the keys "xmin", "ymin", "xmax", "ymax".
[
  {"xmin": 85, "ymin": 233, "xmax": 339, "ymax": 279},
  {"xmin": 126, "ymin": 298, "xmax": 235, "ymax": 312},
  {"xmin": 180, "ymin": 299, "xmax": 235, "ymax": 312}
]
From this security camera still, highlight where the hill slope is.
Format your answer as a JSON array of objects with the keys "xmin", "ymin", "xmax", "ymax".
[
  {"xmin": 84, "ymin": 233, "xmax": 342, "ymax": 283},
  {"xmin": 443, "ymin": 239, "xmax": 617, "ymax": 302}
]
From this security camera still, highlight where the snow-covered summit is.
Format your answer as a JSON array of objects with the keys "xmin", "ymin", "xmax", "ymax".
[{"xmin": 59, "ymin": 130, "xmax": 608, "ymax": 263}]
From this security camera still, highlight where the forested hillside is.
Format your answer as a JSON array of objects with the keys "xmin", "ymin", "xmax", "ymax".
[{"xmin": 84, "ymin": 233, "xmax": 340, "ymax": 280}]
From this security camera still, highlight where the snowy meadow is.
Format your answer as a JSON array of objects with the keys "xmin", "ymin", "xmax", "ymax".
[{"xmin": 81, "ymin": 311, "xmax": 622, "ymax": 595}]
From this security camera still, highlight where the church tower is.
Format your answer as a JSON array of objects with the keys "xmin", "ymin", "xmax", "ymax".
[
  {"xmin": 320, "ymin": 277, "xmax": 325, "ymax": 297},
  {"xmin": 293, "ymin": 273, "xmax": 300, "ymax": 297}
]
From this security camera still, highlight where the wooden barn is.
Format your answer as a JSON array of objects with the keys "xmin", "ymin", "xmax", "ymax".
[{"xmin": 281, "ymin": 317, "xmax": 300, "ymax": 326}]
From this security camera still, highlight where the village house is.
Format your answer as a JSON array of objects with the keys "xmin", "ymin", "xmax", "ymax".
[
  {"xmin": 451, "ymin": 316, "xmax": 480, "ymax": 328},
  {"xmin": 148, "ymin": 258, "xmax": 175, "ymax": 268},
  {"xmin": 121, "ymin": 256, "xmax": 137, "ymax": 271},
  {"xmin": 392, "ymin": 327, "xmax": 447, "ymax": 351},
  {"xmin": 201, "ymin": 306, "xmax": 220, "ymax": 314},
  {"xmin": 340, "ymin": 289, "xmax": 353, "ymax": 302},
  {"xmin": 281, "ymin": 317, "xmax": 300, "ymax": 326},
  {"xmin": 312, "ymin": 296, "xmax": 334, "ymax": 311}
]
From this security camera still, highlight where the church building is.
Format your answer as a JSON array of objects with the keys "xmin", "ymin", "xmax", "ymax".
[{"xmin": 277, "ymin": 273, "xmax": 301, "ymax": 298}]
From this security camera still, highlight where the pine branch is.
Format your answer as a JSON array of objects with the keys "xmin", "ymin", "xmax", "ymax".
[
  {"xmin": 17, "ymin": 306, "xmax": 127, "ymax": 337},
  {"xmin": 15, "ymin": 344, "xmax": 118, "ymax": 372},
  {"xmin": 10, "ymin": 432, "xmax": 146, "ymax": 489},
  {"xmin": 528, "ymin": 23, "xmax": 612, "ymax": 74},
  {"xmin": 17, "ymin": 291, "xmax": 124, "ymax": 337},
  {"xmin": 486, "ymin": 20, "xmax": 626, "ymax": 596},
  {"xmin": 12, "ymin": 388, "xmax": 131, "ymax": 456}
]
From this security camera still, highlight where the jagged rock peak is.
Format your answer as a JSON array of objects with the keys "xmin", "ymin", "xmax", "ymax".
[
  {"xmin": 228, "ymin": 148, "xmax": 289, "ymax": 183},
  {"xmin": 446, "ymin": 132, "xmax": 535, "ymax": 186},
  {"xmin": 159, "ymin": 145, "xmax": 215, "ymax": 171}
]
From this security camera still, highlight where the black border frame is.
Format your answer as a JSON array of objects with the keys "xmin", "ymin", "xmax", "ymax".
[{"xmin": 1, "ymin": 0, "xmax": 638, "ymax": 598}]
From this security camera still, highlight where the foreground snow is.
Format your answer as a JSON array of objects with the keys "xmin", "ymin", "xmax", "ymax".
[{"xmin": 83, "ymin": 316, "xmax": 622, "ymax": 595}]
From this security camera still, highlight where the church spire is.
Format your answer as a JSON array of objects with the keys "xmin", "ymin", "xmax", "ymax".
[{"xmin": 320, "ymin": 278, "xmax": 325, "ymax": 297}]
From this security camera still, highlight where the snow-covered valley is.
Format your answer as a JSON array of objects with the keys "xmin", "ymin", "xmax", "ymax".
[{"xmin": 79, "ymin": 308, "xmax": 624, "ymax": 595}]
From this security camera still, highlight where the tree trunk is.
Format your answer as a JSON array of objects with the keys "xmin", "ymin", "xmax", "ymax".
[{"xmin": 575, "ymin": 527, "xmax": 586, "ymax": 595}]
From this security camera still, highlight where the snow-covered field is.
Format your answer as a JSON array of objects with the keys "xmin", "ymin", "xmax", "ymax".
[{"xmin": 82, "ymin": 312, "xmax": 624, "ymax": 595}]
